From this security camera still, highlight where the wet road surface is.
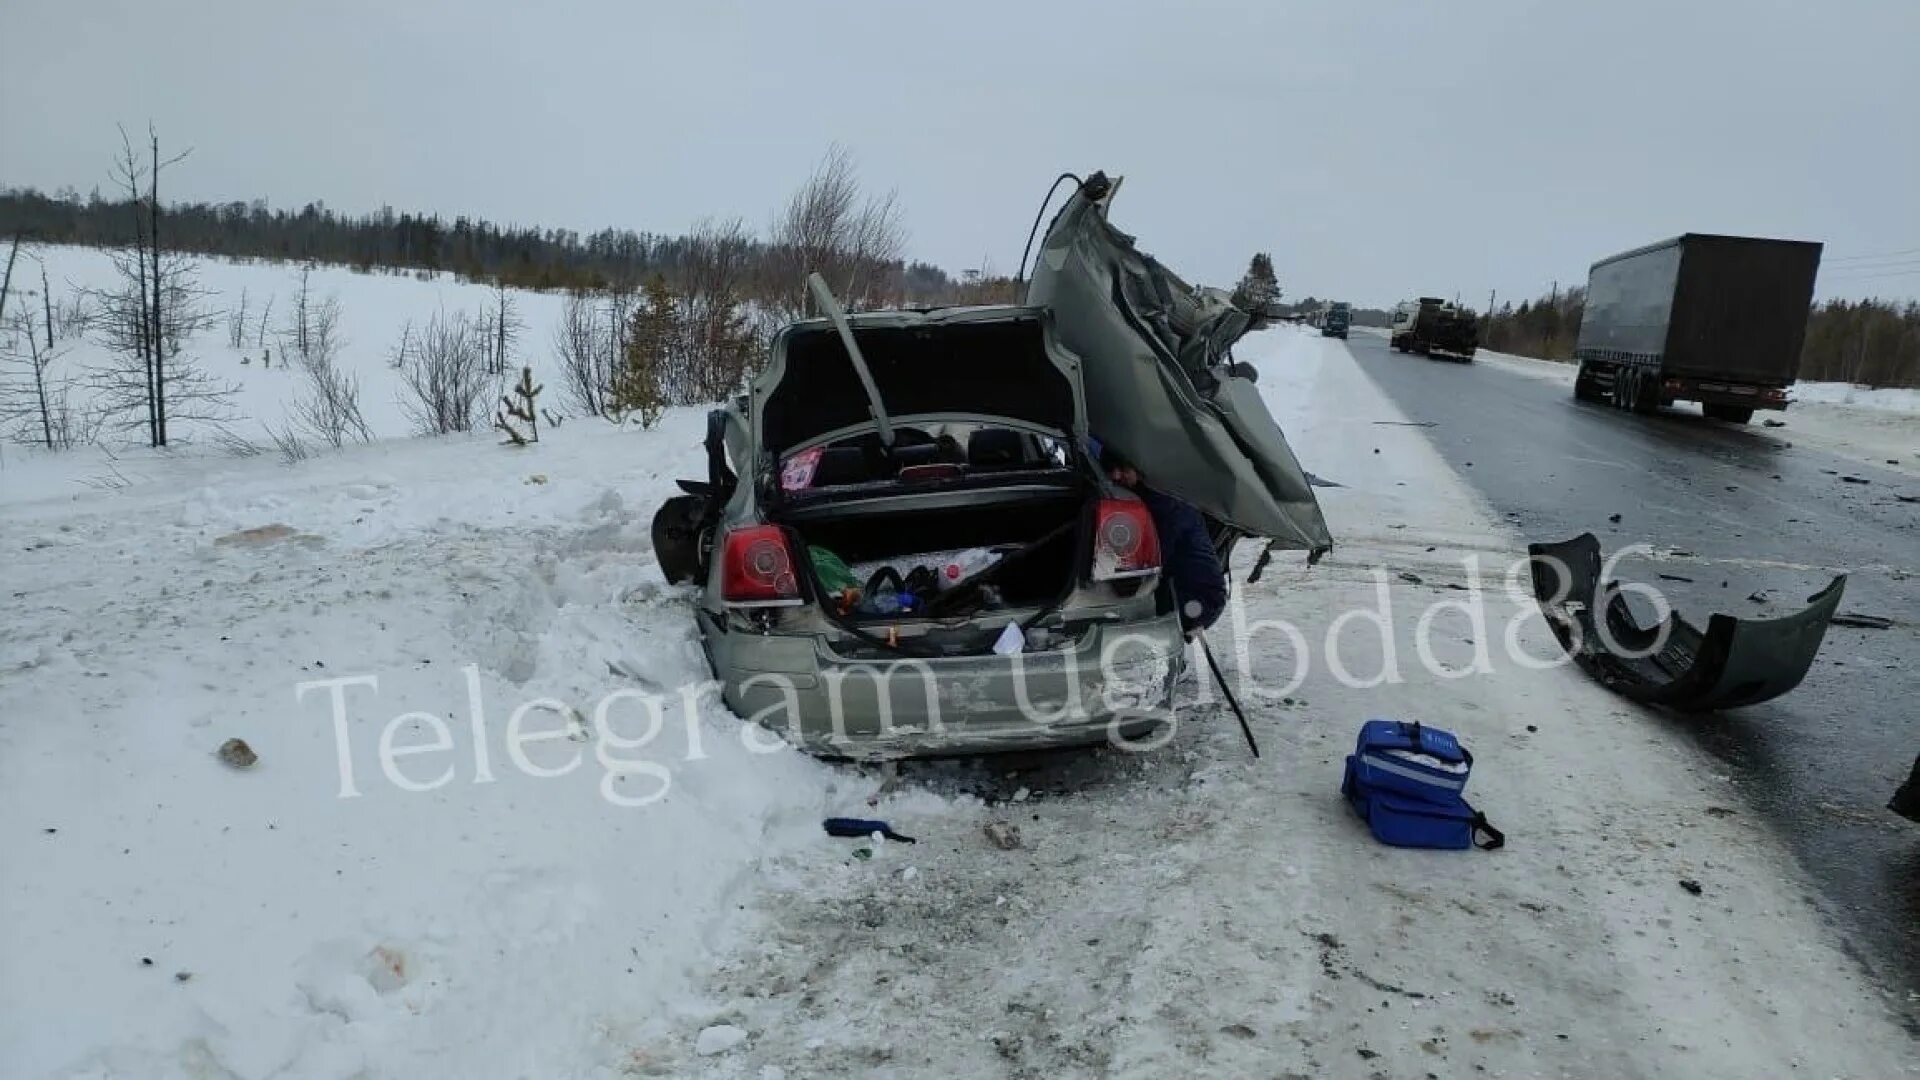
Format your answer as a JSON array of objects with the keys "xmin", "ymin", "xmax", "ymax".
[{"xmin": 1344, "ymin": 330, "xmax": 1920, "ymax": 1011}]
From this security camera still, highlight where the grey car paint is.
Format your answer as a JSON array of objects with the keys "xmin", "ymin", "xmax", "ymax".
[
  {"xmin": 696, "ymin": 305, "xmax": 1184, "ymax": 759},
  {"xmin": 1027, "ymin": 172, "xmax": 1332, "ymax": 556}
]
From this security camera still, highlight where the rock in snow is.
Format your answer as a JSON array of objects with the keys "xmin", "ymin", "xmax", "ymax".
[
  {"xmin": 696, "ymin": 1024, "xmax": 749, "ymax": 1056},
  {"xmin": 216, "ymin": 737, "xmax": 257, "ymax": 768}
]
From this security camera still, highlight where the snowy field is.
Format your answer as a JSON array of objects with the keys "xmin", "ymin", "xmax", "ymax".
[
  {"xmin": 2, "ymin": 256, "xmax": 1915, "ymax": 1077},
  {"xmin": 2, "ymin": 244, "xmax": 573, "ymax": 470}
]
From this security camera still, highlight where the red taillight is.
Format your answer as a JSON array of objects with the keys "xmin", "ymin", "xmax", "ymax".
[
  {"xmin": 1093, "ymin": 498, "xmax": 1160, "ymax": 581},
  {"xmin": 720, "ymin": 525, "xmax": 802, "ymax": 606}
]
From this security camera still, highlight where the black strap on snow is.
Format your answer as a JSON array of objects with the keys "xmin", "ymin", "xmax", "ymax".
[{"xmin": 1472, "ymin": 811, "xmax": 1505, "ymax": 851}]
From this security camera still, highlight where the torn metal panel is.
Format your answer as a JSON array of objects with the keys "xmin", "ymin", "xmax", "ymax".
[
  {"xmin": 1527, "ymin": 533, "xmax": 1844, "ymax": 712},
  {"xmin": 1026, "ymin": 172, "xmax": 1332, "ymax": 556}
]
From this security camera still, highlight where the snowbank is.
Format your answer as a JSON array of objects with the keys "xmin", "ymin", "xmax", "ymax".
[
  {"xmin": 0, "ymin": 406, "xmax": 938, "ymax": 1078},
  {"xmin": 1793, "ymin": 381, "xmax": 1920, "ymax": 413}
]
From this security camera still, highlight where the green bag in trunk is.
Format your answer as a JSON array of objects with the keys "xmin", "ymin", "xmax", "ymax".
[{"xmin": 809, "ymin": 546, "xmax": 860, "ymax": 594}]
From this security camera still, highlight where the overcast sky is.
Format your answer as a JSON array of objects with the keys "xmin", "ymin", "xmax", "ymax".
[{"xmin": 4, "ymin": 0, "xmax": 1917, "ymax": 307}]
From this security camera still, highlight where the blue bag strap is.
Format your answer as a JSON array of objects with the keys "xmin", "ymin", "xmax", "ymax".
[{"xmin": 1470, "ymin": 806, "xmax": 1504, "ymax": 850}]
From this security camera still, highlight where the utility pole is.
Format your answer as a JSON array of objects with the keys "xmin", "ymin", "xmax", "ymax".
[{"xmin": 1546, "ymin": 280, "xmax": 1559, "ymax": 356}]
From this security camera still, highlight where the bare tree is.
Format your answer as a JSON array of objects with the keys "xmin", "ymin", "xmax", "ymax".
[
  {"xmin": 286, "ymin": 292, "xmax": 369, "ymax": 449},
  {"xmin": 283, "ymin": 265, "xmax": 316, "ymax": 360},
  {"xmin": 256, "ymin": 293, "xmax": 274, "ymax": 351},
  {"xmin": 770, "ymin": 145, "xmax": 907, "ymax": 317},
  {"xmin": 486, "ymin": 280, "xmax": 524, "ymax": 376},
  {"xmin": 83, "ymin": 125, "xmax": 231, "ymax": 446},
  {"xmin": 397, "ymin": 309, "xmax": 489, "ymax": 435},
  {"xmin": 227, "ymin": 286, "xmax": 250, "ymax": 349},
  {"xmin": 555, "ymin": 289, "xmax": 613, "ymax": 417},
  {"xmin": 0, "ymin": 234, "xmax": 20, "ymax": 341},
  {"xmin": 679, "ymin": 217, "xmax": 760, "ymax": 402},
  {"xmin": 2, "ymin": 308, "xmax": 87, "ymax": 450}
]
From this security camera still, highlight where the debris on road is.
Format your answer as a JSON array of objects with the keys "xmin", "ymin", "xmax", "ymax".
[
  {"xmin": 1372, "ymin": 420, "xmax": 1437, "ymax": 427},
  {"xmin": 823, "ymin": 818, "xmax": 917, "ymax": 844},
  {"xmin": 1528, "ymin": 533, "xmax": 1844, "ymax": 712},
  {"xmin": 1658, "ymin": 573, "xmax": 1695, "ymax": 583},
  {"xmin": 1829, "ymin": 613, "xmax": 1894, "ymax": 630},
  {"xmin": 1747, "ymin": 591, "xmax": 1769, "ymax": 604},
  {"xmin": 1679, "ymin": 879, "xmax": 1704, "ymax": 896},
  {"xmin": 216, "ymin": 738, "xmax": 257, "ymax": 769},
  {"xmin": 1397, "ymin": 571, "xmax": 1424, "ymax": 585},
  {"xmin": 1608, "ymin": 513, "xmax": 1623, "ymax": 524},
  {"xmin": 1841, "ymin": 475, "xmax": 1870, "ymax": 484},
  {"xmin": 1762, "ymin": 418, "xmax": 1786, "ymax": 428},
  {"xmin": 982, "ymin": 822, "xmax": 1024, "ymax": 851}
]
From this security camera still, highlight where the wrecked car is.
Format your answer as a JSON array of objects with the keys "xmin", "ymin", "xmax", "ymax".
[
  {"xmin": 1526, "ymin": 533, "xmax": 1844, "ymax": 711},
  {"xmin": 651, "ymin": 173, "xmax": 1329, "ymax": 758}
]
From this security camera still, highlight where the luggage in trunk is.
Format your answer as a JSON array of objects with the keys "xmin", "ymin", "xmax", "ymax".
[{"xmin": 786, "ymin": 491, "xmax": 1087, "ymax": 617}]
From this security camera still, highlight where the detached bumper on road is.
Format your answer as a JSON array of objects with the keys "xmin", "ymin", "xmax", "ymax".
[
  {"xmin": 1527, "ymin": 533, "xmax": 1844, "ymax": 712},
  {"xmin": 706, "ymin": 614, "xmax": 1187, "ymax": 758}
]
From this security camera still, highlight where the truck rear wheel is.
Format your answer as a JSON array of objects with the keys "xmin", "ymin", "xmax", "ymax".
[
  {"xmin": 1574, "ymin": 363, "xmax": 1603, "ymax": 402},
  {"xmin": 1704, "ymin": 404, "xmax": 1754, "ymax": 424},
  {"xmin": 1630, "ymin": 372, "xmax": 1660, "ymax": 415}
]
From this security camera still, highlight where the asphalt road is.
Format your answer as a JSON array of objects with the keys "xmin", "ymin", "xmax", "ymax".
[{"xmin": 1343, "ymin": 329, "xmax": 1920, "ymax": 1007}]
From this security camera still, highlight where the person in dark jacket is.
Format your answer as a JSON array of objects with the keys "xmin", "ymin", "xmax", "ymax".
[{"xmin": 1097, "ymin": 442, "xmax": 1228, "ymax": 634}]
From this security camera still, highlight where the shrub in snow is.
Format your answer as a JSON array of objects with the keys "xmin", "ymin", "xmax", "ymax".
[{"xmin": 495, "ymin": 365, "xmax": 542, "ymax": 445}]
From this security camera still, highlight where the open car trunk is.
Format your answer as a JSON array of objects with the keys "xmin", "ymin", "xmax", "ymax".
[{"xmin": 781, "ymin": 487, "xmax": 1089, "ymax": 620}]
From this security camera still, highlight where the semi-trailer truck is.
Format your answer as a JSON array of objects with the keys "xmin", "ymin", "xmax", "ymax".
[
  {"xmin": 1390, "ymin": 297, "xmax": 1477, "ymax": 360},
  {"xmin": 1573, "ymin": 233, "xmax": 1822, "ymax": 423},
  {"xmin": 1321, "ymin": 301, "xmax": 1351, "ymax": 339}
]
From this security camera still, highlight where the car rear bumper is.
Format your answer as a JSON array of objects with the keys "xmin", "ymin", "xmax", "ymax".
[{"xmin": 704, "ymin": 613, "xmax": 1188, "ymax": 758}]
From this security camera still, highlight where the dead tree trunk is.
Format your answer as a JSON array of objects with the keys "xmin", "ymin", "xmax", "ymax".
[
  {"xmin": 128, "ymin": 189, "xmax": 156, "ymax": 447},
  {"xmin": 40, "ymin": 261, "xmax": 54, "ymax": 350},
  {"xmin": 150, "ymin": 130, "xmax": 168, "ymax": 447},
  {"xmin": 0, "ymin": 234, "xmax": 17, "ymax": 327}
]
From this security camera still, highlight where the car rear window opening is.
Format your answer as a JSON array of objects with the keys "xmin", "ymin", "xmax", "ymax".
[{"xmin": 761, "ymin": 318, "xmax": 1076, "ymax": 453}]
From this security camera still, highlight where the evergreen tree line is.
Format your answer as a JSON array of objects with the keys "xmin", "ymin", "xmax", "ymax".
[
  {"xmin": 1479, "ymin": 288, "xmax": 1587, "ymax": 361},
  {"xmin": 1478, "ymin": 287, "xmax": 1920, "ymax": 387},
  {"xmin": 0, "ymin": 182, "xmax": 965, "ymax": 303}
]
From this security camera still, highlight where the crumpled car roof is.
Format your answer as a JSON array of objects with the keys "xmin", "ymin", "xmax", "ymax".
[{"xmin": 1026, "ymin": 172, "xmax": 1332, "ymax": 555}]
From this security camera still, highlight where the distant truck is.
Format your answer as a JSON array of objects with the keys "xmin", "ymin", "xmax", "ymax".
[
  {"xmin": 1320, "ymin": 301, "xmax": 1351, "ymax": 339},
  {"xmin": 1573, "ymin": 233, "xmax": 1822, "ymax": 423},
  {"xmin": 1390, "ymin": 297, "xmax": 1477, "ymax": 360}
]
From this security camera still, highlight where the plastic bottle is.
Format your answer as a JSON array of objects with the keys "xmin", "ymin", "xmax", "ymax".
[{"xmin": 936, "ymin": 548, "xmax": 1000, "ymax": 592}]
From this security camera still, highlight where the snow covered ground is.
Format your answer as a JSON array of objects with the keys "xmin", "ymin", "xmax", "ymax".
[
  {"xmin": 654, "ymin": 330, "xmax": 1914, "ymax": 1078},
  {"xmin": 2, "ymin": 284, "xmax": 1913, "ymax": 1077},
  {"xmin": 2, "ymin": 244, "xmax": 572, "ymax": 457},
  {"xmin": 1473, "ymin": 346, "xmax": 1920, "ymax": 479}
]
